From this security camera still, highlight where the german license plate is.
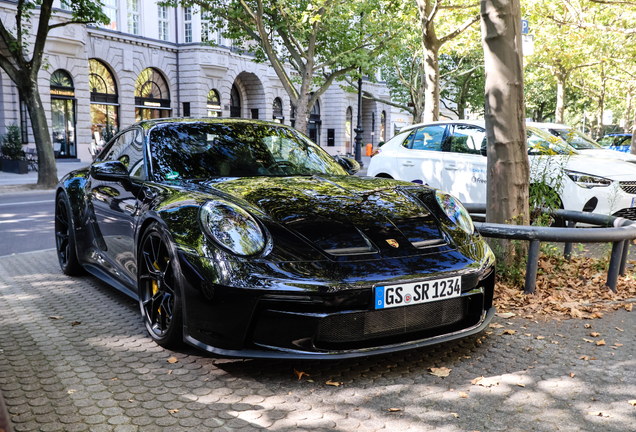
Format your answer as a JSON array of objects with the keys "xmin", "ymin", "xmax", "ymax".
[{"xmin": 374, "ymin": 276, "xmax": 462, "ymax": 310}]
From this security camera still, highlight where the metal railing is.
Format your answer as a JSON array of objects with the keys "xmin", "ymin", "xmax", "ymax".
[{"xmin": 464, "ymin": 204, "xmax": 636, "ymax": 294}]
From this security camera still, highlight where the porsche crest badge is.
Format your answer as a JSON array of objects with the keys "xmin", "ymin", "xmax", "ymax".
[{"xmin": 386, "ymin": 239, "xmax": 399, "ymax": 248}]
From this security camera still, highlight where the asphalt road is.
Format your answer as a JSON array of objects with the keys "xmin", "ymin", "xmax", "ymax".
[{"xmin": 0, "ymin": 191, "xmax": 56, "ymax": 257}]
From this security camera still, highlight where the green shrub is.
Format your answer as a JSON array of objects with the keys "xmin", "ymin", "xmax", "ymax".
[{"xmin": 1, "ymin": 124, "xmax": 25, "ymax": 161}]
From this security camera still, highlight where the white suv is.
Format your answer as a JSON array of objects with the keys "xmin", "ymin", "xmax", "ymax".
[{"xmin": 367, "ymin": 120, "xmax": 636, "ymax": 220}]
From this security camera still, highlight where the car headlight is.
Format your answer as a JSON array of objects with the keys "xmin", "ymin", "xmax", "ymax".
[
  {"xmin": 564, "ymin": 170, "xmax": 612, "ymax": 188},
  {"xmin": 435, "ymin": 191, "xmax": 475, "ymax": 235},
  {"xmin": 200, "ymin": 201, "xmax": 266, "ymax": 256}
]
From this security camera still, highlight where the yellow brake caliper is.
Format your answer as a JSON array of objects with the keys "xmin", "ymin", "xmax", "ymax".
[{"xmin": 153, "ymin": 261, "xmax": 161, "ymax": 314}]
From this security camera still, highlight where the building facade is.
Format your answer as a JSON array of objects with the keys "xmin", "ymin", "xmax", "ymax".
[{"xmin": 0, "ymin": 0, "xmax": 393, "ymax": 163}]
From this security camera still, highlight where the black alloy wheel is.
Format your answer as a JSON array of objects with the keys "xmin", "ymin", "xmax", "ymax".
[
  {"xmin": 55, "ymin": 192, "xmax": 83, "ymax": 275},
  {"xmin": 138, "ymin": 223, "xmax": 182, "ymax": 347}
]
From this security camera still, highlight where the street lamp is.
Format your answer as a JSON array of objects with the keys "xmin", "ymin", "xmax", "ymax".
[{"xmin": 354, "ymin": 69, "xmax": 364, "ymax": 167}]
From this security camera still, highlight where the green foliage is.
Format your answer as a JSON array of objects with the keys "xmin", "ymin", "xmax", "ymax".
[{"xmin": 1, "ymin": 124, "xmax": 25, "ymax": 161}]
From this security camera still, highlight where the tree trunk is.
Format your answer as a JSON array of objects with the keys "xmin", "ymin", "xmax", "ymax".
[
  {"xmin": 294, "ymin": 93, "xmax": 310, "ymax": 137},
  {"xmin": 423, "ymin": 43, "xmax": 440, "ymax": 122},
  {"xmin": 631, "ymin": 108, "xmax": 636, "ymax": 155},
  {"xmin": 480, "ymin": 0, "xmax": 529, "ymax": 262},
  {"xmin": 555, "ymin": 73, "xmax": 566, "ymax": 124},
  {"xmin": 22, "ymin": 82, "xmax": 58, "ymax": 188},
  {"xmin": 625, "ymin": 91, "xmax": 632, "ymax": 133}
]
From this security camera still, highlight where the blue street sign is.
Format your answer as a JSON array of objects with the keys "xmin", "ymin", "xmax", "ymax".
[{"xmin": 522, "ymin": 19, "xmax": 529, "ymax": 35}]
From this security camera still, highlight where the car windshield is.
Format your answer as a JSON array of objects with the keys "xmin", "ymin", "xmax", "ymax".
[
  {"xmin": 527, "ymin": 127, "xmax": 575, "ymax": 156},
  {"xmin": 550, "ymin": 128, "xmax": 601, "ymax": 150},
  {"xmin": 149, "ymin": 122, "xmax": 348, "ymax": 180}
]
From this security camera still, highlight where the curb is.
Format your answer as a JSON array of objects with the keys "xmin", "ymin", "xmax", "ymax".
[{"xmin": 0, "ymin": 389, "xmax": 13, "ymax": 432}]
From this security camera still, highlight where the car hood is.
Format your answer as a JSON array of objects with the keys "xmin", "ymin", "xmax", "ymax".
[
  {"xmin": 565, "ymin": 155, "xmax": 636, "ymax": 180},
  {"xmin": 577, "ymin": 148, "xmax": 636, "ymax": 163},
  {"xmin": 196, "ymin": 175, "xmax": 448, "ymax": 258}
]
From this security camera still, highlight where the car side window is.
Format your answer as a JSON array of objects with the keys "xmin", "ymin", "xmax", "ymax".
[
  {"xmin": 102, "ymin": 129, "xmax": 146, "ymax": 179},
  {"xmin": 450, "ymin": 125, "xmax": 485, "ymax": 155},
  {"xmin": 410, "ymin": 125, "xmax": 446, "ymax": 151}
]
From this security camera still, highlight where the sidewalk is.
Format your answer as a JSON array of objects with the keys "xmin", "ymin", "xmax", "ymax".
[{"xmin": 0, "ymin": 162, "xmax": 88, "ymax": 187}]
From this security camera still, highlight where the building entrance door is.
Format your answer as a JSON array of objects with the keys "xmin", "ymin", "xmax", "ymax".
[{"xmin": 51, "ymin": 98, "xmax": 76, "ymax": 158}]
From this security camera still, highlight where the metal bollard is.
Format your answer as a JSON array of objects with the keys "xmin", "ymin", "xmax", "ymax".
[
  {"xmin": 619, "ymin": 239, "xmax": 629, "ymax": 276},
  {"xmin": 563, "ymin": 219, "xmax": 575, "ymax": 260},
  {"xmin": 524, "ymin": 240, "xmax": 541, "ymax": 295},
  {"xmin": 607, "ymin": 241, "xmax": 624, "ymax": 292}
]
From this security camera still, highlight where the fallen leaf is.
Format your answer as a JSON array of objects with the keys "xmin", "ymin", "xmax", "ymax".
[
  {"xmin": 388, "ymin": 408, "xmax": 401, "ymax": 412},
  {"xmin": 590, "ymin": 332, "xmax": 600, "ymax": 337},
  {"xmin": 626, "ymin": 304, "xmax": 633, "ymax": 312},
  {"xmin": 459, "ymin": 392, "xmax": 469, "ymax": 398},
  {"xmin": 67, "ymin": 389, "xmax": 76, "ymax": 394},
  {"xmin": 326, "ymin": 380, "xmax": 341, "ymax": 386},
  {"xmin": 569, "ymin": 372, "xmax": 575, "ymax": 378},
  {"xmin": 524, "ymin": 315, "xmax": 534, "ymax": 319},
  {"xmin": 128, "ymin": 399, "xmax": 134, "ymax": 403},
  {"xmin": 471, "ymin": 376, "xmax": 498, "ymax": 387},
  {"xmin": 167, "ymin": 357, "xmax": 178, "ymax": 364},
  {"xmin": 596, "ymin": 339, "xmax": 606, "ymax": 346},
  {"xmin": 579, "ymin": 356, "xmax": 589, "ymax": 361},
  {"xmin": 583, "ymin": 338, "xmax": 594, "ymax": 343},
  {"xmin": 452, "ymin": 413, "xmax": 459, "ymax": 418},
  {"xmin": 584, "ymin": 324, "xmax": 592, "ymax": 329},
  {"xmin": 169, "ymin": 409, "xmax": 179, "ymax": 414},
  {"xmin": 489, "ymin": 323, "xmax": 504, "ymax": 328},
  {"xmin": 496, "ymin": 312, "xmax": 516, "ymax": 319},
  {"xmin": 556, "ymin": 334, "xmax": 564, "ymax": 338},
  {"xmin": 71, "ymin": 321, "xmax": 81, "ymax": 326},
  {"xmin": 615, "ymin": 343, "xmax": 623, "ymax": 347},
  {"xmin": 516, "ymin": 383, "xmax": 525, "ymax": 387},
  {"xmin": 551, "ymin": 341, "xmax": 559, "ymax": 345},
  {"xmin": 616, "ymin": 327, "xmax": 624, "ymax": 332},
  {"xmin": 294, "ymin": 369, "xmax": 310, "ymax": 380},
  {"xmin": 536, "ymin": 336, "xmax": 545, "ymax": 340},
  {"xmin": 168, "ymin": 370, "xmax": 172, "ymax": 375},
  {"xmin": 524, "ymin": 333, "xmax": 532, "ymax": 337},
  {"xmin": 590, "ymin": 357, "xmax": 597, "ymax": 360},
  {"xmin": 588, "ymin": 411, "xmax": 611, "ymax": 417},
  {"xmin": 629, "ymin": 400, "xmax": 636, "ymax": 406},
  {"xmin": 111, "ymin": 378, "xmax": 118, "ymax": 381},
  {"xmin": 307, "ymin": 379, "xmax": 314, "ymax": 383},
  {"xmin": 429, "ymin": 367, "xmax": 452, "ymax": 378},
  {"xmin": 502, "ymin": 329, "xmax": 516, "ymax": 335},
  {"xmin": 49, "ymin": 316, "xmax": 63, "ymax": 320}
]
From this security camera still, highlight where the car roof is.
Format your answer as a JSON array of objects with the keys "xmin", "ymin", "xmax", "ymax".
[
  {"xmin": 133, "ymin": 117, "xmax": 291, "ymax": 132},
  {"xmin": 400, "ymin": 119, "xmax": 486, "ymax": 133},
  {"xmin": 525, "ymin": 121, "xmax": 571, "ymax": 129}
]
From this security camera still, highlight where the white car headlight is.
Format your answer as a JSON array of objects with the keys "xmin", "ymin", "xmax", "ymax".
[
  {"xmin": 564, "ymin": 170, "xmax": 612, "ymax": 188},
  {"xmin": 200, "ymin": 201, "xmax": 266, "ymax": 256},
  {"xmin": 435, "ymin": 191, "xmax": 475, "ymax": 235}
]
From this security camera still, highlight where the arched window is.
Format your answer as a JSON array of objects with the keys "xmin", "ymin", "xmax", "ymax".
[
  {"xmin": 345, "ymin": 107, "xmax": 353, "ymax": 154},
  {"xmin": 308, "ymin": 99, "xmax": 321, "ymax": 145},
  {"xmin": 381, "ymin": 110, "xmax": 386, "ymax": 142},
  {"xmin": 89, "ymin": 59, "xmax": 119, "ymax": 150},
  {"xmin": 230, "ymin": 84, "xmax": 241, "ymax": 118},
  {"xmin": 272, "ymin": 97, "xmax": 283, "ymax": 123},
  {"xmin": 207, "ymin": 89, "xmax": 222, "ymax": 117},
  {"xmin": 135, "ymin": 68, "xmax": 171, "ymax": 121},
  {"xmin": 50, "ymin": 70, "xmax": 76, "ymax": 159}
]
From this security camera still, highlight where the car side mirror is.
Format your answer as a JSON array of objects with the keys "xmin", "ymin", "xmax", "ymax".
[
  {"xmin": 335, "ymin": 155, "xmax": 361, "ymax": 175},
  {"xmin": 91, "ymin": 160, "xmax": 129, "ymax": 181},
  {"xmin": 480, "ymin": 147, "xmax": 487, "ymax": 157}
]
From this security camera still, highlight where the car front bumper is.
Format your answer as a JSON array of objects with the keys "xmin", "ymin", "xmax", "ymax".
[{"xmin": 176, "ymin": 244, "xmax": 496, "ymax": 359}]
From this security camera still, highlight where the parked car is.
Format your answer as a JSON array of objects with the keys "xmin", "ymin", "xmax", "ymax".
[
  {"xmin": 597, "ymin": 133, "xmax": 632, "ymax": 153},
  {"xmin": 55, "ymin": 118, "xmax": 496, "ymax": 359},
  {"xmin": 527, "ymin": 122, "xmax": 636, "ymax": 163},
  {"xmin": 367, "ymin": 120, "xmax": 636, "ymax": 220}
]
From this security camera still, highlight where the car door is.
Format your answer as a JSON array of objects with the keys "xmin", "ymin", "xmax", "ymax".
[
  {"xmin": 442, "ymin": 124, "xmax": 487, "ymax": 204},
  {"xmin": 90, "ymin": 128, "xmax": 146, "ymax": 286},
  {"xmin": 396, "ymin": 124, "xmax": 449, "ymax": 188}
]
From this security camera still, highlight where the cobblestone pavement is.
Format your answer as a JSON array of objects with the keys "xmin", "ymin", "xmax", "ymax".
[{"xmin": 0, "ymin": 250, "xmax": 635, "ymax": 432}]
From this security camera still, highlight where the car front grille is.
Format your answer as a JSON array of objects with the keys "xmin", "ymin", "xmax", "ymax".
[
  {"xmin": 315, "ymin": 297, "xmax": 466, "ymax": 344},
  {"xmin": 612, "ymin": 207, "xmax": 636, "ymax": 220},
  {"xmin": 619, "ymin": 181, "xmax": 636, "ymax": 194}
]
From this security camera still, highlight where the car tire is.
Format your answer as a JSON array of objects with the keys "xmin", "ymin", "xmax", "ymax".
[
  {"xmin": 138, "ymin": 222, "xmax": 183, "ymax": 348},
  {"xmin": 55, "ymin": 191, "xmax": 85, "ymax": 276}
]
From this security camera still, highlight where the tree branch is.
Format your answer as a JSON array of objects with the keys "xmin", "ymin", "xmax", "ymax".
[{"xmin": 438, "ymin": 13, "xmax": 480, "ymax": 45}]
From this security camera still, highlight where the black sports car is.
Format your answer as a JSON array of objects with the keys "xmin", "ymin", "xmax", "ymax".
[{"xmin": 55, "ymin": 118, "xmax": 496, "ymax": 359}]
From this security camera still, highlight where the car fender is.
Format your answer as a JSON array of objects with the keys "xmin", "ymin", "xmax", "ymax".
[{"xmin": 56, "ymin": 170, "xmax": 90, "ymax": 260}]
